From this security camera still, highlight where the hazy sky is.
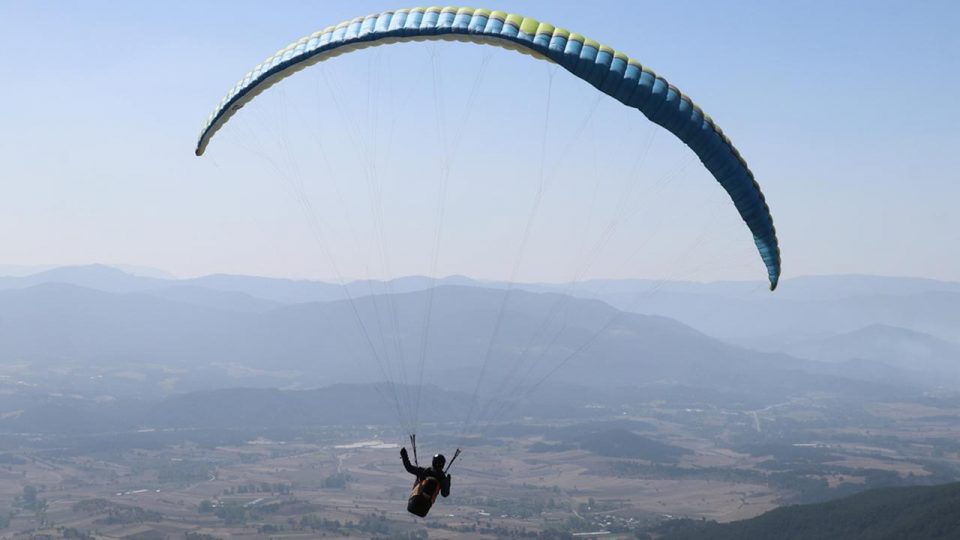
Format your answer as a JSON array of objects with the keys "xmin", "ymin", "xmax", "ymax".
[{"xmin": 1, "ymin": 1, "xmax": 957, "ymax": 283}]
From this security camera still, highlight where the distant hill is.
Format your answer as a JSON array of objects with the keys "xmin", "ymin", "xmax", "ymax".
[
  {"xmin": 186, "ymin": 273, "xmax": 490, "ymax": 304},
  {"xmin": 142, "ymin": 284, "xmax": 281, "ymax": 312},
  {"xmin": 0, "ymin": 264, "xmax": 168, "ymax": 293},
  {"xmin": 0, "ymin": 264, "xmax": 489, "ymax": 307},
  {"xmin": 656, "ymin": 481, "xmax": 960, "ymax": 540},
  {"xmin": 588, "ymin": 287, "xmax": 960, "ymax": 347},
  {"xmin": 573, "ymin": 274, "xmax": 960, "ymax": 302},
  {"xmin": 2, "ymin": 265, "xmax": 957, "ymax": 345},
  {"xmin": 2, "ymin": 265, "xmax": 956, "ymax": 394},
  {"xmin": 781, "ymin": 324, "xmax": 960, "ymax": 376},
  {"xmin": 0, "ymin": 282, "xmax": 896, "ymax": 401}
]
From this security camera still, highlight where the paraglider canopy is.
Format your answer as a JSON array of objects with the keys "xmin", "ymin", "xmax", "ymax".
[{"xmin": 194, "ymin": 6, "xmax": 781, "ymax": 289}]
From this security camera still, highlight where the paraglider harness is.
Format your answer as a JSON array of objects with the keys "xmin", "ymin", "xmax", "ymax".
[{"xmin": 406, "ymin": 434, "xmax": 460, "ymax": 517}]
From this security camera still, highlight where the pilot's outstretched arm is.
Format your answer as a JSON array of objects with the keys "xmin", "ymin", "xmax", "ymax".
[{"xmin": 400, "ymin": 447, "xmax": 424, "ymax": 476}]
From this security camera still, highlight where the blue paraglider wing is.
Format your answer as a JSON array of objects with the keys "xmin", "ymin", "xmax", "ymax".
[{"xmin": 195, "ymin": 7, "xmax": 781, "ymax": 289}]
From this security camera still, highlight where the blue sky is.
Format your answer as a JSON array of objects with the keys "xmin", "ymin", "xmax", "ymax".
[{"xmin": 1, "ymin": 1, "xmax": 957, "ymax": 283}]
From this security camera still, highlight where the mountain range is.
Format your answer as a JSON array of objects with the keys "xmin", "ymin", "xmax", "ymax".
[
  {"xmin": 3, "ymin": 265, "xmax": 957, "ymax": 342},
  {"xmin": 0, "ymin": 265, "xmax": 955, "ymax": 399}
]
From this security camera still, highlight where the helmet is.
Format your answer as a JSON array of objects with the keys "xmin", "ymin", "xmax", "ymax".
[{"xmin": 432, "ymin": 454, "xmax": 446, "ymax": 470}]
